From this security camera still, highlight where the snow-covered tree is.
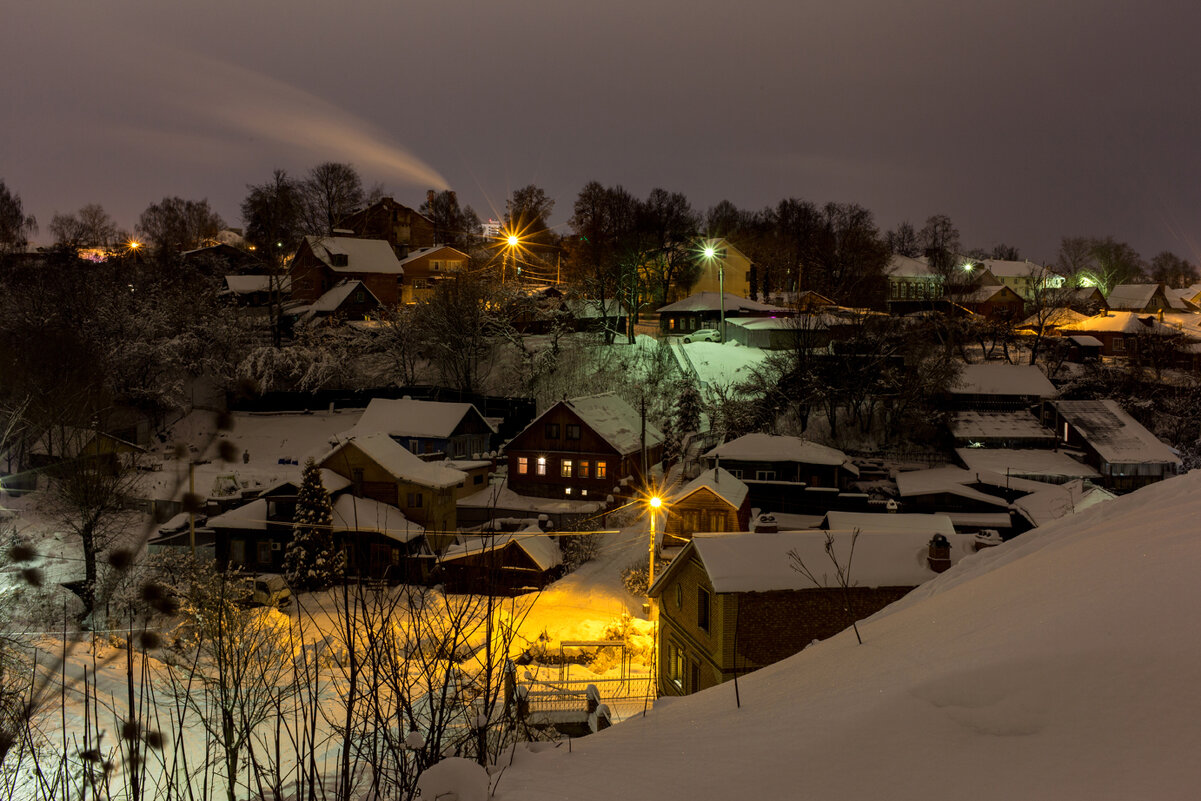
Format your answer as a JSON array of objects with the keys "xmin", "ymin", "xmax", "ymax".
[
  {"xmin": 675, "ymin": 378, "xmax": 703, "ymax": 437},
  {"xmin": 282, "ymin": 458, "xmax": 341, "ymax": 591}
]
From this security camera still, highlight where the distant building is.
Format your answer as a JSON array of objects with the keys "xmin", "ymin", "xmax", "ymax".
[
  {"xmin": 657, "ymin": 292, "xmax": 788, "ymax": 337},
  {"xmin": 1106, "ymin": 284, "xmax": 1171, "ymax": 314},
  {"xmin": 947, "ymin": 364, "xmax": 1059, "ymax": 411},
  {"xmin": 662, "ymin": 467, "xmax": 752, "ymax": 550},
  {"xmin": 353, "ymin": 397, "xmax": 496, "ymax": 461},
  {"xmin": 687, "ymin": 240, "xmax": 754, "ymax": 299},
  {"xmin": 885, "ymin": 254, "xmax": 944, "ymax": 310},
  {"xmin": 398, "ymin": 245, "xmax": 469, "ymax": 304}
]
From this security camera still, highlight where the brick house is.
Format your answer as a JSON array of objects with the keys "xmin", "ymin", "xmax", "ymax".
[
  {"xmin": 648, "ymin": 530, "xmax": 972, "ymax": 697},
  {"xmin": 505, "ymin": 393, "xmax": 663, "ymax": 500},
  {"xmin": 662, "ymin": 467, "xmax": 751, "ymax": 550},
  {"xmin": 288, "ymin": 236, "xmax": 405, "ymax": 305},
  {"xmin": 398, "ymin": 246, "xmax": 469, "ymax": 304},
  {"xmin": 318, "ymin": 433, "xmax": 468, "ymax": 551},
  {"xmin": 336, "ymin": 197, "xmax": 436, "ymax": 256}
]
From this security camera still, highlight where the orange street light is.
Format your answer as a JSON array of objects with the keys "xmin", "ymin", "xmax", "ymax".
[{"xmin": 647, "ymin": 495, "xmax": 663, "ymax": 593}]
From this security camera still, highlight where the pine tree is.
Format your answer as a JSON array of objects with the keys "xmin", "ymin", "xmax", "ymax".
[{"xmin": 282, "ymin": 458, "xmax": 341, "ymax": 591}]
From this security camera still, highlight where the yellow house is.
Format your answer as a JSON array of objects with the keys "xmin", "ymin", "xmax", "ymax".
[
  {"xmin": 399, "ymin": 245, "xmax": 469, "ymax": 304},
  {"xmin": 689, "ymin": 239, "xmax": 753, "ymax": 298},
  {"xmin": 319, "ymin": 433, "xmax": 466, "ymax": 552}
]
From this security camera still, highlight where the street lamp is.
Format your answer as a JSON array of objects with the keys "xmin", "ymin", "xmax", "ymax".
[
  {"xmin": 647, "ymin": 495, "xmax": 662, "ymax": 592},
  {"xmin": 500, "ymin": 230, "xmax": 524, "ymax": 284},
  {"xmin": 701, "ymin": 243, "xmax": 726, "ymax": 341}
]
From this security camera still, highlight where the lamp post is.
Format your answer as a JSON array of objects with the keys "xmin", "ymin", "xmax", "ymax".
[
  {"xmin": 502, "ymin": 232, "xmax": 521, "ymax": 284},
  {"xmin": 703, "ymin": 244, "xmax": 726, "ymax": 341},
  {"xmin": 647, "ymin": 495, "xmax": 662, "ymax": 592}
]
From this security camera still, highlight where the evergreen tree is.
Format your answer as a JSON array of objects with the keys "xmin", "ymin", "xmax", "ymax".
[
  {"xmin": 282, "ymin": 458, "xmax": 341, "ymax": 591},
  {"xmin": 675, "ymin": 379, "xmax": 703, "ymax": 437}
]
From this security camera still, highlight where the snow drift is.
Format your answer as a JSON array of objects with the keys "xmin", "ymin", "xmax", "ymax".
[{"xmin": 494, "ymin": 471, "xmax": 1201, "ymax": 799}]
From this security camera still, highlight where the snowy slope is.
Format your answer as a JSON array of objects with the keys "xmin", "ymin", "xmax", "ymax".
[{"xmin": 494, "ymin": 471, "xmax": 1201, "ymax": 800}]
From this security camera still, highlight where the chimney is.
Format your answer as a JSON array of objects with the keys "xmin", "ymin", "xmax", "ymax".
[
  {"xmin": 427, "ymin": 190, "xmax": 436, "ymax": 206},
  {"xmin": 927, "ymin": 534, "xmax": 952, "ymax": 573},
  {"xmin": 754, "ymin": 513, "xmax": 777, "ymax": 533}
]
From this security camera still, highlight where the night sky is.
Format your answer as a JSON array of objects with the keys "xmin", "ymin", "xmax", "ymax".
[{"xmin": 4, "ymin": 0, "xmax": 1200, "ymax": 263}]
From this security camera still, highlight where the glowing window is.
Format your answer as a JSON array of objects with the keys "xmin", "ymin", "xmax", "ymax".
[
  {"xmin": 580, "ymin": 460, "xmax": 590, "ymax": 478},
  {"xmin": 561, "ymin": 459, "xmax": 573, "ymax": 478},
  {"xmin": 517, "ymin": 457, "xmax": 528, "ymax": 474},
  {"xmin": 596, "ymin": 461, "xmax": 607, "ymax": 480},
  {"xmin": 536, "ymin": 457, "xmax": 547, "ymax": 476}
]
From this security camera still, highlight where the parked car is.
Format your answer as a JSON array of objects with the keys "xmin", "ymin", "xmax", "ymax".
[
  {"xmin": 246, "ymin": 574, "xmax": 292, "ymax": 609},
  {"xmin": 682, "ymin": 328, "xmax": 721, "ymax": 344}
]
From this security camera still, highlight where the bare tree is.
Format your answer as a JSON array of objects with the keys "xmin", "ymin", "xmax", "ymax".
[
  {"xmin": 136, "ymin": 196, "xmax": 224, "ymax": 259},
  {"xmin": 300, "ymin": 162, "xmax": 365, "ymax": 237},
  {"xmin": 788, "ymin": 529, "xmax": 863, "ymax": 645},
  {"xmin": 0, "ymin": 180, "xmax": 37, "ymax": 257},
  {"xmin": 49, "ymin": 204, "xmax": 120, "ymax": 250}
]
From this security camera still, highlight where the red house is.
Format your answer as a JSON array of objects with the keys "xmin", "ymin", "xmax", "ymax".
[
  {"xmin": 288, "ymin": 236, "xmax": 405, "ymax": 305},
  {"xmin": 505, "ymin": 393, "xmax": 663, "ymax": 500}
]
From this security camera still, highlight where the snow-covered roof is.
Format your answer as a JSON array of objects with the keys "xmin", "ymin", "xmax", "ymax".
[
  {"xmin": 704, "ymin": 433, "xmax": 857, "ymax": 475},
  {"xmin": 304, "ymin": 236, "xmax": 404, "ymax": 275},
  {"xmin": 958, "ymin": 284, "xmax": 1018, "ymax": 304},
  {"xmin": 671, "ymin": 467, "xmax": 749, "ymax": 510},
  {"xmin": 563, "ymin": 393, "xmax": 664, "ymax": 455},
  {"xmin": 886, "ymin": 254, "xmax": 938, "ymax": 278},
  {"xmin": 1053, "ymin": 399, "xmax": 1182, "ymax": 466},
  {"xmin": 1059, "ymin": 311, "xmax": 1163, "ymax": 334},
  {"xmin": 894, "ymin": 468, "xmax": 1018, "ymax": 507},
  {"xmin": 1016, "ymin": 307, "xmax": 1088, "ymax": 329},
  {"xmin": 331, "ymin": 494, "xmax": 423, "ymax": 543},
  {"xmin": 950, "ymin": 364, "xmax": 1059, "ymax": 398},
  {"xmin": 1013, "ymin": 479, "xmax": 1116, "ymax": 527},
  {"xmin": 438, "ymin": 532, "xmax": 563, "ymax": 572},
  {"xmin": 823, "ymin": 511, "xmax": 956, "ymax": 537},
  {"xmin": 1164, "ymin": 287, "xmax": 1199, "ymax": 311},
  {"xmin": 1066, "ymin": 334, "xmax": 1104, "ymax": 347},
  {"xmin": 679, "ymin": 530, "xmax": 972, "ymax": 593},
  {"xmin": 1106, "ymin": 283, "xmax": 1163, "ymax": 310},
  {"xmin": 724, "ymin": 316, "xmax": 807, "ymax": 331},
  {"xmin": 206, "ymin": 498, "xmax": 268, "ymax": 530},
  {"xmin": 257, "ymin": 469, "xmax": 353, "ymax": 497},
  {"xmin": 323, "ymin": 432, "xmax": 467, "ymax": 489},
  {"xmin": 398, "ymin": 245, "xmax": 469, "ymax": 265},
  {"xmin": 354, "ymin": 397, "xmax": 495, "ymax": 439},
  {"xmin": 950, "ymin": 411, "xmax": 1057, "ymax": 443},
  {"xmin": 656, "ymin": 292, "xmax": 787, "ymax": 314},
  {"xmin": 955, "ymin": 448, "xmax": 1100, "ymax": 481},
  {"xmin": 225, "ymin": 274, "xmax": 290, "ymax": 294},
  {"xmin": 303, "ymin": 280, "xmax": 379, "ymax": 314},
  {"xmin": 456, "ymin": 479, "xmax": 604, "ymax": 515}
]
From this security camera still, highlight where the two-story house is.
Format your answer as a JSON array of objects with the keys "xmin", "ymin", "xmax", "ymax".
[
  {"xmin": 336, "ymin": 197, "xmax": 437, "ymax": 256},
  {"xmin": 505, "ymin": 393, "xmax": 663, "ymax": 500},
  {"xmin": 288, "ymin": 235, "xmax": 405, "ymax": 305},
  {"xmin": 319, "ymin": 433, "xmax": 468, "ymax": 551},
  {"xmin": 398, "ymin": 246, "xmax": 470, "ymax": 304}
]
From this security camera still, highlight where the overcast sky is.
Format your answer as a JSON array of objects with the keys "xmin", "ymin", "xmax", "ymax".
[{"xmin": 4, "ymin": 0, "xmax": 1200, "ymax": 263}]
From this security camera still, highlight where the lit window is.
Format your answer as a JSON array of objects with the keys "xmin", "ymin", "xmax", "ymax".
[
  {"xmin": 581, "ymin": 489, "xmax": 587, "ymax": 496},
  {"xmin": 564, "ymin": 487, "xmax": 572, "ymax": 495},
  {"xmin": 580, "ymin": 460, "xmax": 590, "ymax": 478},
  {"xmin": 561, "ymin": 459, "xmax": 573, "ymax": 478},
  {"xmin": 517, "ymin": 456, "xmax": 528, "ymax": 474},
  {"xmin": 596, "ymin": 461, "xmax": 607, "ymax": 480},
  {"xmin": 536, "ymin": 457, "xmax": 547, "ymax": 476}
]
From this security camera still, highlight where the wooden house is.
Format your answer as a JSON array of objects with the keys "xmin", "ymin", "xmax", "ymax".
[
  {"xmin": 702, "ymin": 434, "xmax": 857, "ymax": 490},
  {"xmin": 202, "ymin": 470, "xmax": 434, "ymax": 582},
  {"xmin": 288, "ymin": 235, "xmax": 405, "ymax": 305},
  {"xmin": 398, "ymin": 246, "xmax": 469, "ymax": 304},
  {"xmin": 657, "ymin": 292, "xmax": 787, "ymax": 337},
  {"xmin": 662, "ymin": 468, "xmax": 751, "ymax": 550},
  {"xmin": 295, "ymin": 279, "xmax": 382, "ymax": 325},
  {"xmin": 649, "ymin": 530, "xmax": 972, "ymax": 696},
  {"xmin": 318, "ymin": 433, "xmax": 468, "ymax": 550},
  {"xmin": 436, "ymin": 532, "xmax": 563, "ymax": 595},
  {"xmin": 1106, "ymin": 284, "xmax": 1172, "ymax": 314},
  {"xmin": 354, "ymin": 397, "xmax": 496, "ymax": 460},
  {"xmin": 505, "ymin": 393, "xmax": 663, "ymax": 500},
  {"xmin": 956, "ymin": 283, "xmax": 1025, "ymax": 320}
]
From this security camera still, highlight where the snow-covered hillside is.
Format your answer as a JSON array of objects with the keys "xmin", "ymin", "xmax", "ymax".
[{"xmin": 494, "ymin": 471, "xmax": 1201, "ymax": 800}]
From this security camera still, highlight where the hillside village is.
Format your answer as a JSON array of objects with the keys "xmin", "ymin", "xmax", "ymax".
[{"xmin": 0, "ymin": 185, "xmax": 1198, "ymax": 798}]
